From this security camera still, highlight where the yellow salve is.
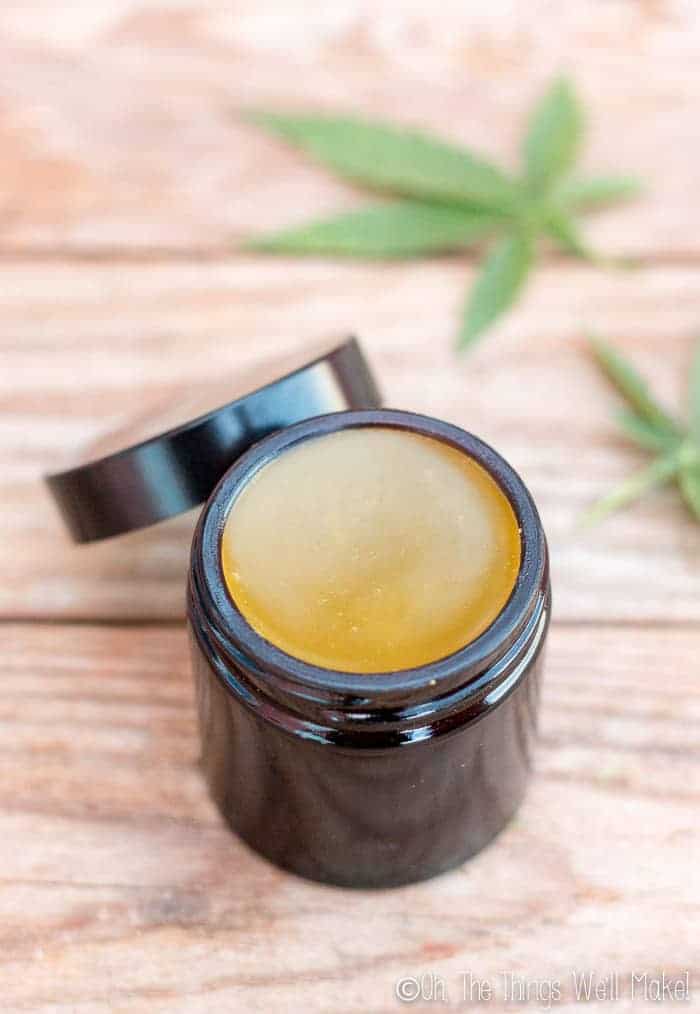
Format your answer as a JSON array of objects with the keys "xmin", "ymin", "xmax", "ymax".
[{"xmin": 221, "ymin": 427, "xmax": 521, "ymax": 673}]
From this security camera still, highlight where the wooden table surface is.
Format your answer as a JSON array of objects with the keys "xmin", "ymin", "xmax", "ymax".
[{"xmin": 1, "ymin": 4, "xmax": 698, "ymax": 1012}]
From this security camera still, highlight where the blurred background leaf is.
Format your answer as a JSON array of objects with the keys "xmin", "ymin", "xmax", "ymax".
[
  {"xmin": 587, "ymin": 337, "xmax": 700, "ymax": 524},
  {"xmin": 247, "ymin": 77, "xmax": 642, "ymax": 350}
]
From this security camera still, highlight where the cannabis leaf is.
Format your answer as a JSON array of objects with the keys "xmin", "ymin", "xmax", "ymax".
[
  {"xmin": 460, "ymin": 230, "xmax": 534, "ymax": 346},
  {"xmin": 246, "ymin": 112, "xmax": 518, "ymax": 209},
  {"xmin": 245, "ymin": 76, "xmax": 641, "ymax": 349},
  {"xmin": 554, "ymin": 176, "xmax": 642, "ymax": 211},
  {"xmin": 522, "ymin": 77, "xmax": 583, "ymax": 195},
  {"xmin": 250, "ymin": 201, "xmax": 503, "ymax": 258},
  {"xmin": 586, "ymin": 337, "xmax": 700, "ymax": 524}
]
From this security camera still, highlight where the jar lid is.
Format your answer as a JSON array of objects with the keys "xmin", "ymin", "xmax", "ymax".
[{"xmin": 45, "ymin": 337, "xmax": 380, "ymax": 543}]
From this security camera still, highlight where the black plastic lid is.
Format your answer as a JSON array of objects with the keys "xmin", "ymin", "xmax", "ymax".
[{"xmin": 45, "ymin": 337, "xmax": 381, "ymax": 543}]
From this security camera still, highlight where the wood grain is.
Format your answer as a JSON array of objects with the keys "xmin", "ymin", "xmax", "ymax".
[
  {"xmin": 0, "ymin": 3, "xmax": 697, "ymax": 258},
  {"xmin": 0, "ymin": 621, "xmax": 697, "ymax": 1013},
  {"xmin": 1, "ymin": 4, "xmax": 699, "ymax": 1011}
]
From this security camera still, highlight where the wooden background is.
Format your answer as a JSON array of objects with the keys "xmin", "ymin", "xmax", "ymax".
[{"xmin": 1, "ymin": 3, "xmax": 698, "ymax": 1011}]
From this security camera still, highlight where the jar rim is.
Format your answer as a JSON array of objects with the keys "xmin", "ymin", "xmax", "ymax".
[{"xmin": 190, "ymin": 409, "xmax": 548, "ymax": 719}]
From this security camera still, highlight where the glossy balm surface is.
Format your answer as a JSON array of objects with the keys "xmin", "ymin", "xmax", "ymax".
[{"xmin": 222, "ymin": 427, "xmax": 521, "ymax": 673}]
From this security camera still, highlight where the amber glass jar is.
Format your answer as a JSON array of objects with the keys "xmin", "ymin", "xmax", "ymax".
[{"xmin": 188, "ymin": 409, "xmax": 550, "ymax": 888}]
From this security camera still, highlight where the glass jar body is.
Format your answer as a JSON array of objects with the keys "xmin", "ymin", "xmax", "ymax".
[
  {"xmin": 188, "ymin": 622, "xmax": 546, "ymax": 887},
  {"xmin": 187, "ymin": 409, "xmax": 550, "ymax": 888}
]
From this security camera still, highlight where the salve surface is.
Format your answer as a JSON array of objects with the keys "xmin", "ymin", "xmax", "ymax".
[{"xmin": 222, "ymin": 427, "xmax": 521, "ymax": 673}]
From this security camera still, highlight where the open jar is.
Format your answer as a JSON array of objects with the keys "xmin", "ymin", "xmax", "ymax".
[{"xmin": 46, "ymin": 340, "xmax": 550, "ymax": 888}]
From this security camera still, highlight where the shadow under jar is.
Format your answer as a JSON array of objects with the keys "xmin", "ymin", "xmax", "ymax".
[{"xmin": 188, "ymin": 409, "xmax": 550, "ymax": 888}]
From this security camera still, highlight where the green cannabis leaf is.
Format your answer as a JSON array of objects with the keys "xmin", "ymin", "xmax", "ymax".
[
  {"xmin": 245, "ymin": 76, "xmax": 642, "ymax": 349},
  {"xmin": 246, "ymin": 112, "xmax": 518, "ymax": 209},
  {"xmin": 250, "ymin": 201, "xmax": 503, "ymax": 258},
  {"xmin": 522, "ymin": 77, "xmax": 583, "ymax": 195},
  {"xmin": 460, "ymin": 230, "xmax": 533, "ymax": 346},
  {"xmin": 586, "ymin": 337, "xmax": 700, "ymax": 524},
  {"xmin": 553, "ymin": 176, "xmax": 642, "ymax": 211}
]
